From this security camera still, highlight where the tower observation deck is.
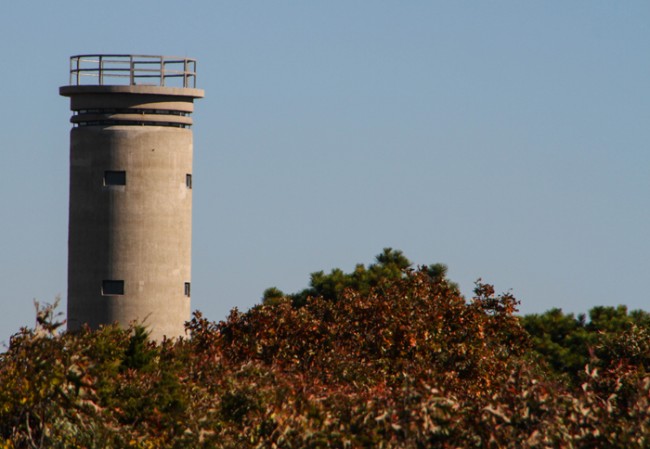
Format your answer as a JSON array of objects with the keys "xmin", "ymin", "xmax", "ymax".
[{"xmin": 60, "ymin": 55, "xmax": 204, "ymax": 340}]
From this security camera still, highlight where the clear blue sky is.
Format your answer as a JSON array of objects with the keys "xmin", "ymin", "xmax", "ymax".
[{"xmin": 2, "ymin": 1, "xmax": 650, "ymax": 345}]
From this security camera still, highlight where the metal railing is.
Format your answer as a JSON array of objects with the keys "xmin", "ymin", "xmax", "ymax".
[{"xmin": 69, "ymin": 54, "xmax": 197, "ymax": 88}]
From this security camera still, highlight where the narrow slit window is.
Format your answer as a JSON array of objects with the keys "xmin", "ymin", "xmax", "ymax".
[
  {"xmin": 104, "ymin": 171, "xmax": 126, "ymax": 186},
  {"xmin": 186, "ymin": 174, "xmax": 192, "ymax": 189},
  {"xmin": 102, "ymin": 280, "xmax": 124, "ymax": 296},
  {"xmin": 184, "ymin": 282, "xmax": 191, "ymax": 297}
]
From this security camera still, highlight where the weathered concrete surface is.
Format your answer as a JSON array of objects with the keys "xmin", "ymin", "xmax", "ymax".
[{"xmin": 62, "ymin": 85, "xmax": 203, "ymax": 340}]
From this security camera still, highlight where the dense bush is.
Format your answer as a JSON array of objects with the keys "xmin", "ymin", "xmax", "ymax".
[
  {"xmin": 522, "ymin": 305, "xmax": 650, "ymax": 384},
  {"xmin": 2, "ymin": 255, "xmax": 650, "ymax": 448}
]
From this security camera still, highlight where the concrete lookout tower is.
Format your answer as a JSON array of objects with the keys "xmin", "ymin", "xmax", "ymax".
[{"xmin": 60, "ymin": 55, "xmax": 204, "ymax": 340}]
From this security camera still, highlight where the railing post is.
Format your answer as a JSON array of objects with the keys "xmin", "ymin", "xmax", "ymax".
[
  {"xmin": 160, "ymin": 56, "xmax": 165, "ymax": 87},
  {"xmin": 99, "ymin": 55, "xmax": 104, "ymax": 86},
  {"xmin": 129, "ymin": 55, "xmax": 135, "ymax": 86}
]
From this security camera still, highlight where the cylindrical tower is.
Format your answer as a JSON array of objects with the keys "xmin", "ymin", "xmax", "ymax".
[{"xmin": 60, "ymin": 55, "xmax": 204, "ymax": 340}]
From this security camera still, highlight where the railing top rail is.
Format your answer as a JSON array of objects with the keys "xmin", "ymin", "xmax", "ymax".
[{"xmin": 68, "ymin": 54, "xmax": 198, "ymax": 88}]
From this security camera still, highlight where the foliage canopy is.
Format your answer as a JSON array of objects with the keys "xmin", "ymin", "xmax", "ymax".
[{"xmin": 2, "ymin": 251, "xmax": 650, "ymax": 448}]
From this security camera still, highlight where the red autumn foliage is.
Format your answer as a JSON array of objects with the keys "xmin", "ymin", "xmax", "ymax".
[{"xmin": 1, "ymin": 267, "xmax": 650, "ymax": 448}]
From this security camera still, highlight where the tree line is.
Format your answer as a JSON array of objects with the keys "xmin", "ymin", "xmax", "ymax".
[{"xmin": 1, "ymin": 249, "xmax": 649, "ymax": 448}]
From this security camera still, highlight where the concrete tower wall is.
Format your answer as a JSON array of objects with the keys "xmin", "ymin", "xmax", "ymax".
[{"xmin": 61, "ymin": 57, "xmax": 204, "ymax": 340}]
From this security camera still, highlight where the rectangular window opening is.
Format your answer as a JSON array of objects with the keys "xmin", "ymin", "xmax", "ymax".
[
  {"xmin": 104, "ymin": 170, "xmax": 126, "ymax": 186},
  {"xmin": 184, "ymin": 282, "xmax": 191, "ymax": 297},
  {"xmin": 186, "ymin": 174, "xmax": 192, "ymax": 189},
  {"xmin": 102, "ymin": 280, "xmax": 125, "ymax": 296}
]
